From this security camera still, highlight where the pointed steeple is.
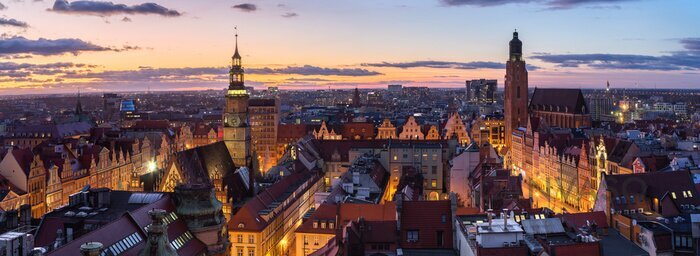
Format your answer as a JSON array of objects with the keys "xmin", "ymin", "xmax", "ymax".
[
  {"xmin": 228, "ymin": 27, "xmax": 246, "ymax": 92},
  {"xmin": 232, "ymin": 27, "xmax": 242, "ymax": 67},
  {"xmin": 233, "ymin": 31, "xmax": 242, "ymax": 61}
]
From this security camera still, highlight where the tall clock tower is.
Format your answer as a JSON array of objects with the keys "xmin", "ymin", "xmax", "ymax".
[{"xmin": 224, "ymin": 32, "xmax": 251, "ymax": 169}]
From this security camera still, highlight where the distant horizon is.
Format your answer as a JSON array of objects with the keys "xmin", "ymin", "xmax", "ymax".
[{"xmin": 3, "ymin": 85, "xmax": 700, "ymax": 98}]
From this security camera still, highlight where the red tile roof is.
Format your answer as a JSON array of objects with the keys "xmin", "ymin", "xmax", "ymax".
[
  {"xmin": 296, "ymin": 202, "xmax": 396, "ymax": 234},
  {"xmin": 556, "ymin": 211, "xmax": 609, "ymax": 231},
  {"xmin": 399, "ymin": 200, "xmax": 453, "ymax": 249},
  {"xmin": 228, "ymin": 172, "xmax": 320, "ymax": 232}
]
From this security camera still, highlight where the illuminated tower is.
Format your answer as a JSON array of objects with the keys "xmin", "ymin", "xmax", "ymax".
[
  {"xmin": 504, "ymin": 30, "xmax": 529, "ymax": 150},
  {"xmin": 223, "ymin": 31, "xmax": 251, "ymax": 169}
]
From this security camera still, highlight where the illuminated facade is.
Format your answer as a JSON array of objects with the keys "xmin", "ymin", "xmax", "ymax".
[
  {"xmin": 375, "ymin": 118, "xmax": 397, "ymax": 139},
  {"xmin": 313, "ymin": 121, "xmax": 342, "ymax": 140},
  {"xmin": 228, "ymin": 172, "xmax": 323, "ymax": 256},
  {"xmin": 398, "ymin": 116, "xmax": 424, "ymax": 140},
  {"xmin": 470, "ymin": 115, "xmax": 506, "ymax": 151},
  {"xmin": 249, "ymin": 98, "xmax": 280, "ymax": 174},
  {"xmin": 443, "ymin": 112, "xmax": 470, "ymax": 145}
]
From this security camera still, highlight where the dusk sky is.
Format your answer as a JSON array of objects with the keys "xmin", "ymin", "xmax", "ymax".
[{"xmin": 1, "ymin": 0, "xmax": 699, "ymax": 95}]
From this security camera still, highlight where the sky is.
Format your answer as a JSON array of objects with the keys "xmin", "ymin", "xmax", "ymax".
[{"xmin": 0, "ymin": 0, "xmax": 699, "ymax": 95}]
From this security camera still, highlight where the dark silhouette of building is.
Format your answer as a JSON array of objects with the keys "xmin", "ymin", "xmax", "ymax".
[{"xmin": 351, "ymin": 87, "xmax": 362, "ymax": 108}]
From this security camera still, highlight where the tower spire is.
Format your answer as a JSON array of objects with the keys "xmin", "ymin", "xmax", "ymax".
[{"xmin": 233, "ymin": 26, "xmax": 241, "ymax": 60}]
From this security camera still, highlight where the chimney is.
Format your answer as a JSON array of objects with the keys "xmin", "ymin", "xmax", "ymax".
[
  {"xmin": 139, "ymin": 209, "xmax": 177, "ymax": 256},
  {"xmin": 19, "ymin": 204, "xmax": 31, "ymax": 226},
  {"xmin": 53, "ymin": 229, "xmax": 65, "ymax": 250},
  {"xmin": 5, "ymin": 210, "xmax": 18, "ymax": 229},
  {"xmin": 487, "ymin": 209, "xmax": 493, "ymax": 229},
  {"xmin": 80, "ymin": 242, "xmax": 103, "ymax": 256},
  {"xmin": 396, "ymin": 198, "xmax": 403, "ymax": 231}
]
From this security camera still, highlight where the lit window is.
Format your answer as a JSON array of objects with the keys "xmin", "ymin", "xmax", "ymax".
[
  {"xmin": 683, "ymin": 191, "xmax": 688, "ymax": 198},
  {"xmin": 687, "ymin": 190, "xmax": 694, "ymax": 198},
  {"xmin": 237, "ymin": 235, "xmax": 243, "ymax": 243},
  {"xmin": 672, "ymin": 192, "xmax": 677, "ymax": 199},
  {"xmin": 431, "ymin": 179, "xmax": 437, "ymax": 188}
]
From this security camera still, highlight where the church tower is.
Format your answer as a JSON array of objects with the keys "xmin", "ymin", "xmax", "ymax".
[
  {"xmin": 224, "ymin": 31, "xmax": 251, "ymax": 169},
  {"xmin": 504, "ymin": 30, "xmax": 529, "ymax": 150}
]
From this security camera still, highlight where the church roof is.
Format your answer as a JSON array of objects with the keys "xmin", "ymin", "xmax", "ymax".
[{"xmin": 529, "ymin": 88, "xmax": 588, "ymax": 114}]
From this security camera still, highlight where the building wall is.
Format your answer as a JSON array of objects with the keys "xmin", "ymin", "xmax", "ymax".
[
  {"xmin": 229, "ymin": 175, "xmax": 323, "ymax": 256},
  {"xmin": 450, "ymin": 150, "xmax": 480, "ymax": 207},
  {"xmin": 294, "ymin": 233, "xmax": 334, "ymax": 256}
]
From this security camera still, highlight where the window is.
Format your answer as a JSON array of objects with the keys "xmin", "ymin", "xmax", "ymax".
[
  {"xmin": 237, "ymin": 247, "xmax": 243, "ymax": 256},
  {"xmin": 688, "ymin": 190, "xmax": 694, "ymax": 197},
  {"xmin": 437, "ymin": 231, "xmax": 444, "ymax": 247},
  {"xmin": 431, "ymin": 179, "xmax": 437, "ymax": 188},
  {"xmin": 237, "ymin": 234, "xmax": 243, "ymax": 243},
  {"xmin": 683, "ymin": 191, "xmax": 688, "ymax": 198},
  {"xmin": 314, "ymin": 236, "xmax": 319, "ymax": 246},
  {"xmin": 248, "ymin": 235, "xmax": 254, "ymax": 244},
  {"xmin": 431, "ymin": 166, "xmax": 437, "ymax": 174},
  {"xmin": 329, "ymin": 222, "xmax": 335, "ymax": 229},
  {"xmin": 304, "ymin": 235, "xmax": 309, "ymax": 245},
  {"xmin": 441, "ymin": 215, "xmax": 447, "ymax": 223},
  {"xmin": 407, "ymin": 230, "xmax": 419, "ymax": 242},
  {"xmin": 671, "ymin": 192, "xmax": 677, "ymax": 199},
  {"xmin": 321, "ymin": 221, "xmax": 326, "ymax": 229},
  {"xmin": 248, "ymin": 248, "xmax": 254, "ymax": 256},
  {"xmin": 313, "ymin": 221, "xmax": 318, "ymax": 228}
]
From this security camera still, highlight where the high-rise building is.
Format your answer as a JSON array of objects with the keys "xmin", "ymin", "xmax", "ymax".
[
  {"xmin": 504, "ymin": 31, "xmax": 529, "ymax": 150},
  {"xmin": 102, "ymin": 93, "xmax": 121, "ymax": 122},
  {"xmin": 248, "ymin": 98, "xmax": 280, "ymax": 174},
  {"xmin": 351, "ymin": 88, "xmax": 362, "ymax": 108},
  {"xmin": 588, "ymin": 81, "xmax": 615, "ymax": 122},
  {"xmin": 466, "ymin": 79, "xmax": 497, "ymax": 104},
  {"xmin": 223, "ymin": 33, "xmax": 252, "ymax": 169}
]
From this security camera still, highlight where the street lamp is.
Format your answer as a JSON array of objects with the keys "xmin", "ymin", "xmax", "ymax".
[{"xmin": 147, "ymin": 160, "xmax": 157, "ymax": 172}]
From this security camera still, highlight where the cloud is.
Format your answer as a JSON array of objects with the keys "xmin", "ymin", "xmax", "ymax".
[
  {"xmin": 0, "ymin": 61, "xmax": 98, "ymax": 81},
  {"xmin": 0, "ymin": 17, "xmax": 29, "ymax": 28},
  {"xmin": 532, "ymin": 49, "xmax": 700, "ymax": 71},
  {"xmin": 50, "ymin": 0, "xmax": 182, "ymax": 17},
  {"xmin": 362, "ymin": 60, "xmax": 540, "ymax": 70},
  {"xmin": 232, "ymin": 3, "xmax": 257, "ymax": 12},
  {"xmin": 58, "ymin": 65, "xmax": 382, "ymax": 83},
  {"xmin": 439, "ymin": 0, "xmax": 642, "ymax": 9},
  {"xmin": 363, "ymin": 60, "xmax": 505, "ymax": 69},
  {"xmin": 281, "ymin": 12, "xmax": 298, "ymax": 18},
  {"xmin": 249, "ymin": 65, "xmax": 382, "ymax": 76},
  {"xmin": 0, "ymin": 36, "xmax": 135, "ymax": 56},
  {"xmin": 0, "ymin": 2, "xmax": 6, "ymax": 10},
  {"xmin": 680, "ymin": 38, "xmax": 700, "ymax": 52}
]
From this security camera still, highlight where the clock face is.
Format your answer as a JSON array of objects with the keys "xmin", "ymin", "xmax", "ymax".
[{"xmin": 226, "ymin": 114, "xmax": 241, "ymax": 127}]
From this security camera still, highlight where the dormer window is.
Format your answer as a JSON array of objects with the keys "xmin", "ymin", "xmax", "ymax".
[
  {"xmin": 321, "ymin": 221, "xmax": 326, "ymax": 229},
  {"xmin": 313, "ymin": 221, "xmax": 318, "ymax": 229},
  {"xmin": 687, "ymin": 190, "xmax": 694, "ymax": 197},
  {"xmin": 672, "ymin": 192, "xmax": 677, "ymax": 199}
]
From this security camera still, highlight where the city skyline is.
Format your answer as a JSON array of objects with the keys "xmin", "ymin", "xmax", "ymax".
[{"xmin": 1, "ymin": 0, "xmax": 699, "ymax": 95}]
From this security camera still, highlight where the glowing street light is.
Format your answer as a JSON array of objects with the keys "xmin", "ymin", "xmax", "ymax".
[{"xmin": 147, "ymin": 160, "xmax": 157, "ymax": 172}]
